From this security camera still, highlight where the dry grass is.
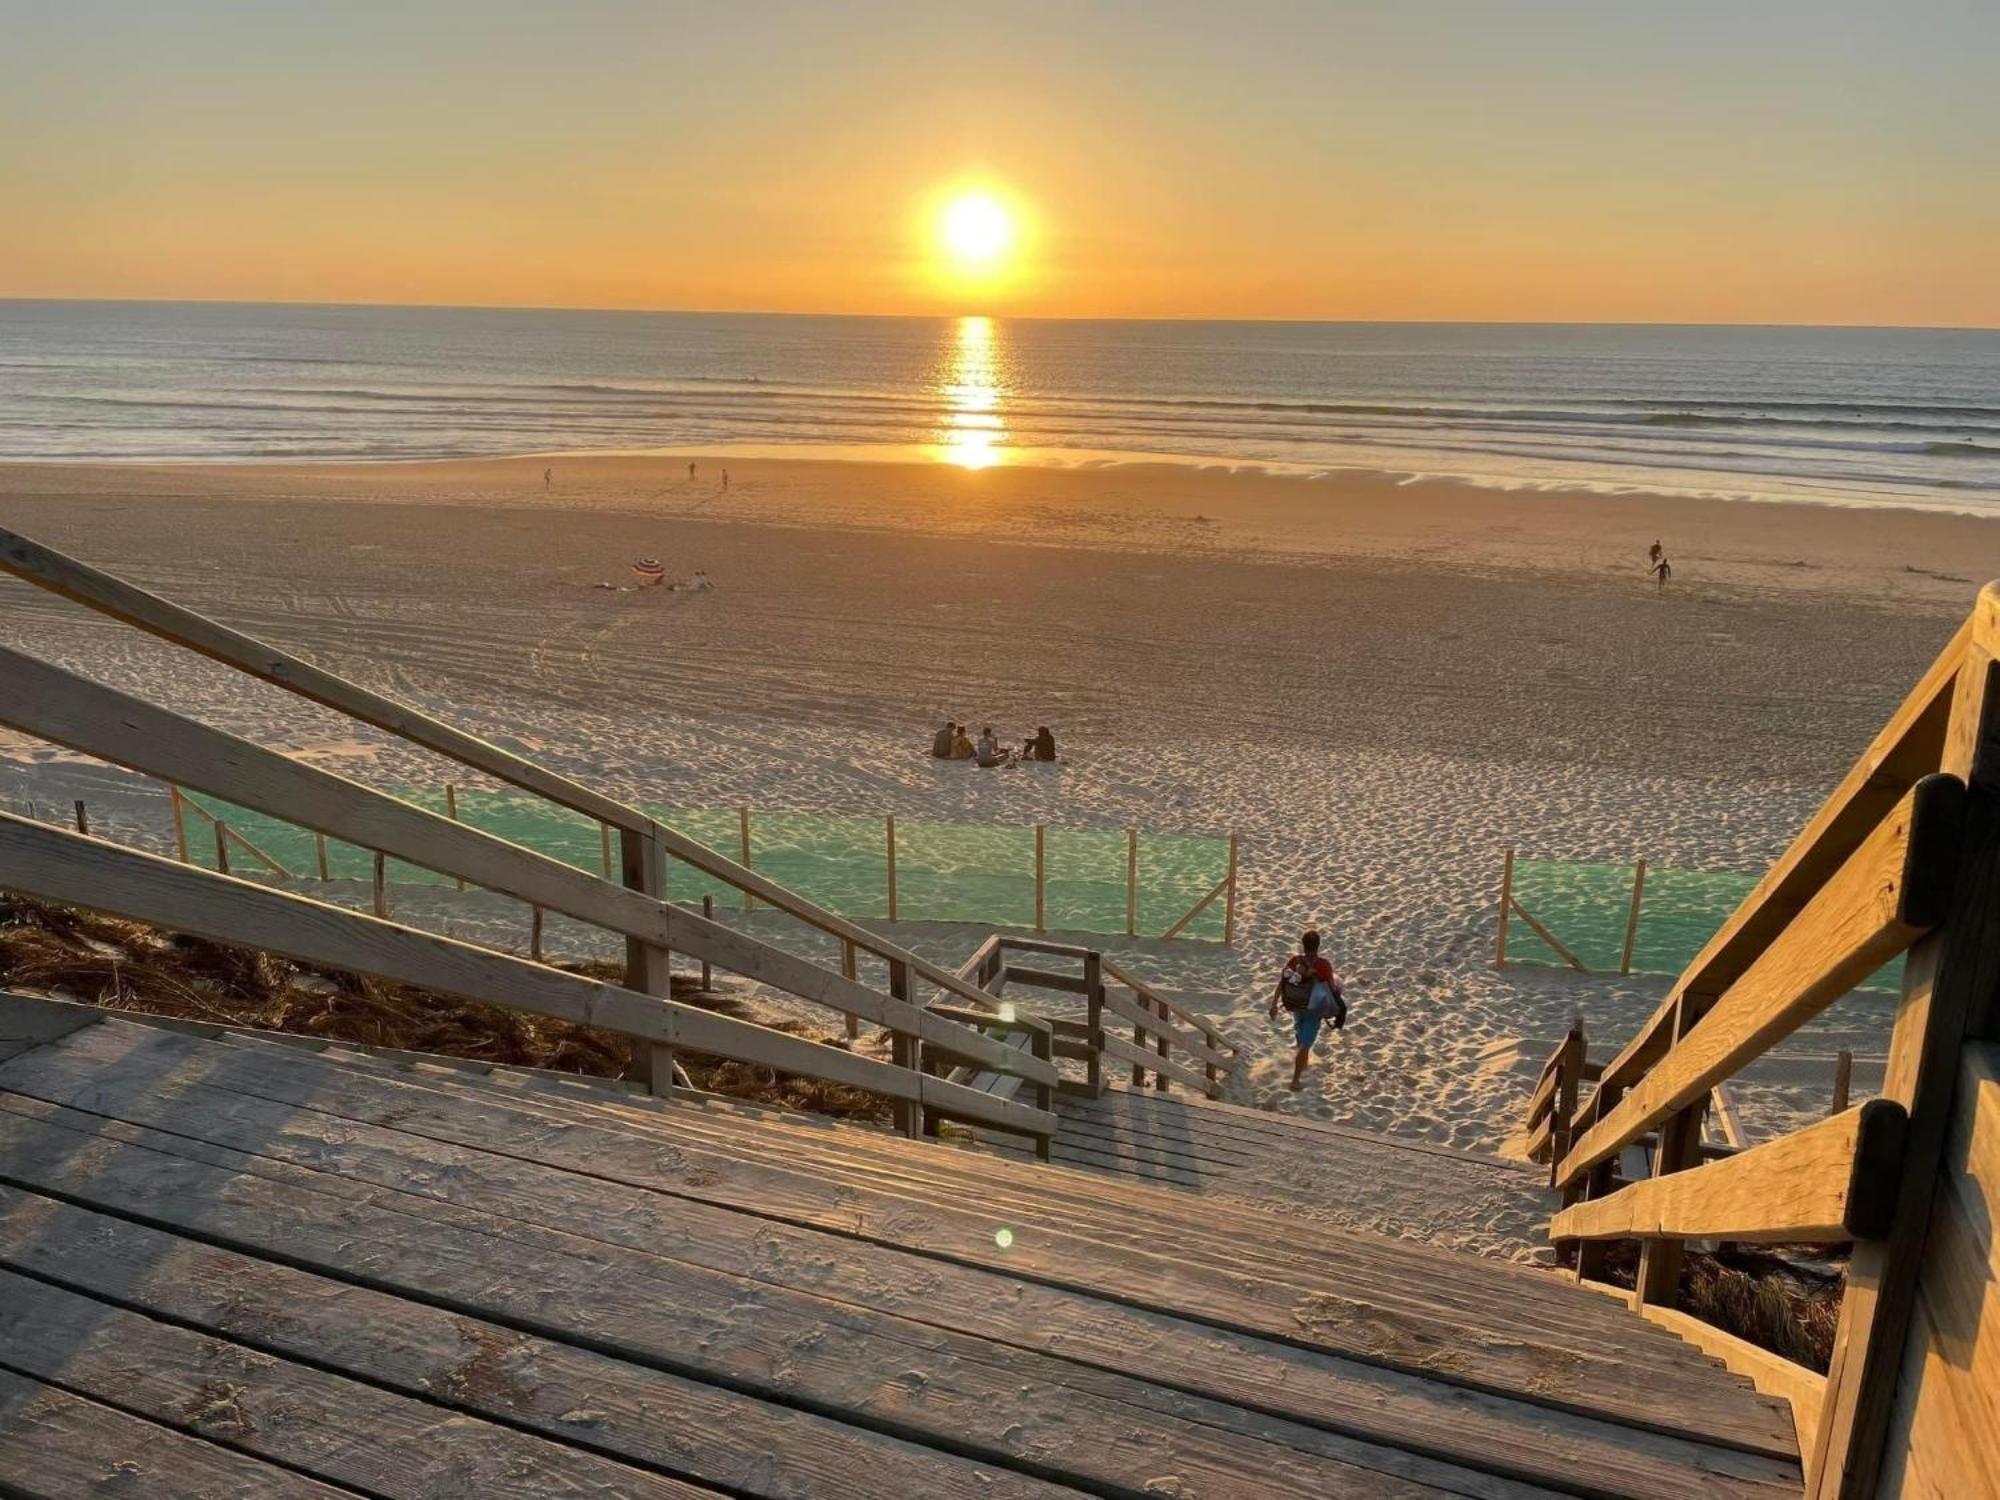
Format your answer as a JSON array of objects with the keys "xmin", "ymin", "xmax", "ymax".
[
  {"xmin": 0, "ymin": 894, "xmax": 892, "ymax": 1126},
  {"xmin": 1591, "ymin": 1240, "xmax": 1844, "ymax": 1371}
]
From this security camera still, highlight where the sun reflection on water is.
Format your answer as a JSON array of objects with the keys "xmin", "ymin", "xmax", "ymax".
[{"xmin": 937, "ymin": 316, "xmax": 1008, "ymax": 469}]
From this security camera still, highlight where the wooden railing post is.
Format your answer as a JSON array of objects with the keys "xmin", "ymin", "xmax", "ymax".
[
  {"xmin": 840, "ymin": 936, "xmax": 858, "ymax": 1039},
  {"xmin": 1125, "ymin": 828, "xmax": 1138, "ymax": 936},
  {"xmin": 1633, "ymin": 993, "xmax": 1713, "ymax": 1311},
  {"xmin": 619, "ymin": 825, "xmax": 677, "ymax": 1096},
  {"xmin": 888, "ymin": 958, "xmax": 920, "ymax": 1138},
  {"xmin": 884, "ymin": 814, "xmax": 898, "ymax": 923},
  {"xmin": 530, "ymin": 904, "xmax": 544, "ymax": 961},
  {"xmin": 168, "ymin": 784, "xmax": 190, "ymax": 864},
  {"xmin": 1548, "ymin": 1018, "xmax": 1585, "ymax": 1187},
  {"xmin": 371, "ymin": 851, "xmax": 388, "ymax": 917},
  {"xmin": 1567, "ymin": 1080, "xmax": 1623, "ymax": 1278},
  {"xmin": 1084, "ymin": 950, "xmax": 1104, "ymax": 1096},
  {"xmin": 1620, "ymin": 856, "xmax": 1647, "ymax": 975},
  {"xmin": 1830, "ymin": 1049, "xmax": 1852, "ymax": 1116},
  {"xmin": 1153, "ymin": 992, "xmax": 1170, "ymax": 1091},
  {"xmin": 1496, "ymin": 846, "xmax": 1514, "ymax": 967},
  {"xmin": 1034, "ymin": 823, "xmax": 1045, "ymax": 933},
  {"xmin": 213, "ymin": 819, "xmax": 231, "ymax": 876},
  {"xmin": 1129, "ymin": 987, "xmax": 1147, "ymax": 1087},
  {"xmin": 1810, "ymin": 654, "xmax": 1999, "ymax": 1500},
  {"xmin": 445, "ymin": 783, "xmax": 465, "ymax": 890},
  {"xmin": 314, "ymin": 831, "xmax": 330, "ymax": 881},
  {"xmin": 738, "ymin": 805, "xmax": 753, "ymax": 911},
  {"xmin": 71, "ymin": 800, "xmax": 88, "ymax": 836},
  {"xmin": 1222, "ymin": 832, "xmax": 1239, "ymax": 947}
]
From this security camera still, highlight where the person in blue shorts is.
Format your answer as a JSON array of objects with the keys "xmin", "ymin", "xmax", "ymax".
[{"xmin": 1268, "ymin": 928, "xmax": 1344, "ymax": 1090}]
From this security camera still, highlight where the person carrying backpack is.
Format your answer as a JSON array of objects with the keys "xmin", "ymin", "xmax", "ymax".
[{"xmin": 1267, "ymin": 928, "xmax": 1346, "ymax": 1091}]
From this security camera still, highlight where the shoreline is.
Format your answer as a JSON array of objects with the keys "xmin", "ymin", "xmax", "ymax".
[{"xmin": 9, "ymin": 440, "xmax": 1998, "ymax": 520}]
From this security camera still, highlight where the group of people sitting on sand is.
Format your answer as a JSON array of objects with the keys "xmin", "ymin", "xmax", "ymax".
[{"xmin": 929, "ymin": 721, "xmax": 1059, "ymax": 768}]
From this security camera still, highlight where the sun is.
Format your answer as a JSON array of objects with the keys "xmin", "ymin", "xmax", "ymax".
[{"xmin": 939, "ymin": 192, "xmax": 1015, "ymax": 268}]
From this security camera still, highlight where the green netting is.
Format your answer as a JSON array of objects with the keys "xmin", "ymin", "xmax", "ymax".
[
  {"xmin": 175, "ymin": 789, "xmax": 1230, "ymax": 941},
  {"xmin": 1505, "ymin": 857, "xmax": 1902, "ymax": 993}
]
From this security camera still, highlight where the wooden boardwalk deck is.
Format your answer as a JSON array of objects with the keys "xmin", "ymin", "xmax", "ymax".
[
  {"xmin": 0, "ymin": 999, "xmax": 1804, "ymax": 1499},
  {"xmin": 985, "ymin": 1082, "xmax": 1557, "ymax": 1262}
]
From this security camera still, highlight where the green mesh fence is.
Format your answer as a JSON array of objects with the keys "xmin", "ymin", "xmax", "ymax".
[
  {"xmin": 176, "ymin": 789, "xmax": 1231, "ymax": 941},
  {"xmin": 1505, "ymin": 856, "xmax": 1902, "ymax": 993}
]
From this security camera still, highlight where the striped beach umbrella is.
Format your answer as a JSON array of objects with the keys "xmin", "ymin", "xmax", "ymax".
[{"xmin": 631, "ymin": 557, "xmax": 666, "ymax": 585}]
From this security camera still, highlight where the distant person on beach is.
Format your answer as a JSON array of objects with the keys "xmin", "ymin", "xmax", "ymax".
[
  {"xmin": 975, "ymin": 725, "xmax": 1011, "ymax": 767},
  {"xmin": 1269, "ymin": 928, "xmax": 1345, "ymax": 1090},
  {"xmin": 950, "ymin": 726, "xmax": 975, "ymax": 760},
  {"xmin": 721, "ymin": 468, "xmax": 730, "ymax": 492},
  {"xmin": 688, "ymin": 461, "xmax": 697, "ymax": 479},
  {"xmin": 931, "ymin": 721, "xmax": 957, "ymax": 758},
  {"xmin": 1027, "ymin": 725, "xmax": 1057, "ymax": 762},
  {"xmin": 1653, "ymin": 556, "xmax": 1672, "ymax": 593},
  {"xmin": 1648, "ymin": 539, "xmax": 1662, "ymax": 567},
  {"xmin": 543, "ymin": 467, "xmax": 552, "ymax": 490}
]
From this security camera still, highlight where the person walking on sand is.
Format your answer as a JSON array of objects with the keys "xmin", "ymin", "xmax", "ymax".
[
  {"xmin": 1269, "ymin": 928, "xmax": 1345, "ymax": 1091},
  {"xmin": 1648, "ymin": 539, "xmax": 1662, "ymax": 568},
  {"xmin": 543, "ymin": 466, "xmax": 553, "ymax": 490},
  {"xmin": 1652, "ymin": 555, "xmax": 1672, "ymax": 593},
  {"xmin": 721, "ymin": 467, "xmax": 730, "ymax": 492},
  {"xmin": 688, "ymin": 461, "xmax": 697, "ymax": 480}
]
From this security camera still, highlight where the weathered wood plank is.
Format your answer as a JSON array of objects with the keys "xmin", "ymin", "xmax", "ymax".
[
  {"xmin": 1552, "ymin": 1102, "xmax": 1907, "ymax": 1244},
  {"xmin": 0, "ymin": 1365, "xmax": 351, "ymax": 1499},
  {"xmin": 0, "ymin": 990, "xmax": 100, "ymax": 1062},
  {"xmin": 0, "ymin": 1192, "xmax": 1058, "ymax": 1500},
  {"xmin": 0, "ymin": 650, "xmax": 1050, "ymax": 1087},
  {"xmin": 0, "ymin": 1266, "xmax": 713, "ymax": 1499},
  {"xmin": 1094, "ymin": 1028, "xmax": 1213, "ymax": 1092},
  {"xmin": 7, "ymin": 1024, "xmax": 1792, "ymax": 1452},
  {"xmin": 1101, "ymin": 961, "xmax": 1232, "ymax": 1052},
  {"xmin": 1637, "ymin": 1305, "xmax": 1827, "ymax": 1460},
  {"xmin": 1558, "ymin": 779, "xmax": 1958, "ymax": 1190},
  {"xmin": 0, "ymin": 814, "xmax": 1054, "ymax": 1139},
  {"xmin": 0, "ymin": 1096, "xmax": 1534, "ymax": 1500}
]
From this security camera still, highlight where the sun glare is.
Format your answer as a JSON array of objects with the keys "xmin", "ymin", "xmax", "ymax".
[{"xmin": 940, "ymin": 193, "xmax": 1014, "ymax": 267}]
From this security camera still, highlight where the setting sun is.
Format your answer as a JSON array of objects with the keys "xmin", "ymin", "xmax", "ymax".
[{"xmin": 939, "ymin": 193, "xmax": 1014, "ymax": 268}]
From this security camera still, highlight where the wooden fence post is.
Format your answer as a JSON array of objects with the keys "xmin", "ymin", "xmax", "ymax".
[
  {"xmin": 530, "ymin": 904, "xmax": 544, "ymax": 961},
  {"xmin": 1034, "ymin": 824, "xmax": 1046, "ymax": 933},
  {"xmin": 619, "ymin": 825, "xmax": 676, "ymax": 1096},
  {"xmin": 1153, "ymin": 993, "xmax": 1170, "ymax": 1091},
  {"xmin": 1620, "ymin": 856, "xmax": 1647, "ymax": 975},
  {"xmin": 445, "ymin": 783, "xmax": 465, "ymax": 890},
  {"xmin": 71, "ymin": 800, "xmax": 88, "ymax": 836},
  {"xmin": 1126, "ymin": 828, "xmax": 1138, "ymax": 937},
  {"xmin": 372, "ymin": 851, "xmax": 388, "ymax": 917},
  {"xmin": 841, "ymin": 936, "xmax": 859, "ymax": 1039},
  {"xmin": 1223, "ymin": 833, "xmax": 1239, "ymax": 947},
  {"xmin": 1083, "ymin": 950, "xmax": 1104, "ymax": 1096},
  {"xmin": 1129, "ymin": 987, "xmax": 1147, "ymax": 1087},
  {"xmin": 169, "ymin": 785, "xmax": 189, "ymax": 864},
  {"xmin": 314, "ymin": 831, "xmax": 330, "ymax": 881},
  {"xmin": 1496, "ymin": 846, "xmax": 1515, "ymax": 967},
  {"xmin": 212, "ymin": 820, "xmax": 231, "ymax": 876},
  {"xmin": 738, "ymin": 805, "xmax": 753, "ymax": 911},
  {"xmin": 885, "ymin": 813, "xmax": 898, "ymax": 923},
  {"xmin": 701, "ymin": 894, "xmax": 715, "ymax": 991},
  {"xmin": 600, "ymin": 820, "xmax": 614, "ymax": 881},
  {"xmin": 888, "ymin": 958, "xmax": 920, "ymax": 1138},
  {"xmin": 1830, "ymin": 1049, "xmax": 1853, "ymax": 1116}
]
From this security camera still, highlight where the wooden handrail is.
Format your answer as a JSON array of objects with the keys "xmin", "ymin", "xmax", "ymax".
[
  {"xmin": 0, "ymin": 813, "xmax": 1056, "ymax": 1140},
  {"xmin": 1555, "ymin": 775, "xmax": 1962, "ymax": 1190},
  {"xmin": 0, "ymin": 646, "xmax": 1052, "ymax": 1088},
  {"xmin": 1552, "ymin": 1101, "xmax": 1907, "ymax": 1244},
  {"xmin": 0, "ymin": 525, "xmax": 1019, "ymax": 1023},
  {"xmin": 1101, "ymin": 957, "xmax": 1230, "ymax": 1052},
  {"xmin": 1589, "ymin": 622, "xmax": 1970, "ymax": 1107}
]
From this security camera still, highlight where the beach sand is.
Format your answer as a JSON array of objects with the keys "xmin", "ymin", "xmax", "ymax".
[{"xmin": 2, "ymin": 453, "xmax": 1993, "ymax": 1244}]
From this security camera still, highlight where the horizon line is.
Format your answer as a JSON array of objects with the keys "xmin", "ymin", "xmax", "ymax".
[{"xmin": 1, "ymin": 293, "xmax": 1995, "ymax": 336}]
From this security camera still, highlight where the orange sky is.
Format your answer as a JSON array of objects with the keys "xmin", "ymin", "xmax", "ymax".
[{"xmin": 3, "ymin": 2, "xmax": 1995, "ymax": 326}]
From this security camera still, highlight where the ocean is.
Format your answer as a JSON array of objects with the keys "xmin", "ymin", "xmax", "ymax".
[{"xmin": 2, "ymin": 300, "xmax": 1996, "ymax": 511}]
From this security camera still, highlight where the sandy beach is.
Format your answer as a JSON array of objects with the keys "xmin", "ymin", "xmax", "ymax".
[{"xmin": 2, "ymin": 453, "xmax": 1991, "ymax": 1241}]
